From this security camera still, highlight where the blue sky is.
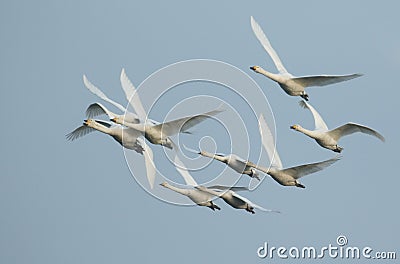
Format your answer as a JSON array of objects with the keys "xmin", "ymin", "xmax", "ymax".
[{"xmin": 0, "ymin": 1, "xmax": 399, "ymax": 263}]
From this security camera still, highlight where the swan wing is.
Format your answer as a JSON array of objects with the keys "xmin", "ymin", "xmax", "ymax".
[
  {"xmin": 85, "ymin": 102, "xmax": 115, "ymax": 119},
  {"xmin": 83, "ymin": 75, "xmax": 126, "ymax": 113},
  {"xmin": 258, "ymin": 114, "xmax": 283, "ymax": 170},
  {"xmin": 231, "ymin": 192, "xmax": 280, "ymax": 213},
  {"xmin": 291, "ymin": 74, "xmax": 362, "ymax": 88},
  {"xmin": 66, "ymin": 125, "xmax": 96, "ymax": 141},
  {"xmin": 137, "ymin": 138, "xmax": 156, "ymax": 189},
  {"xmin": 299, "ymin": 100, "xmax": 328, "ymax": 131},
  {"xmin": 174, "ymin": 155, "xmax": 198, "ymax": 186},
  {"xmin": 327, "ymin": 123, "xmax": 385, "ymax": 142},
  {"xmin": 250, "ymin": 16, "xmax": 288, "ymax": 74},
  {"xmin": 206, "ymin": 185, "xmax": 249, "ymax": 192},
  {"xmin": 281, "ymin": 156, "xmax": 340, "ymax": 179},
  {"xmin": 153, "ymin": 109, "xmax": 223, "ymax": 137},
  {"xmin": 120, "ymin": 68, "xmax": 148, "ymax": 122}
]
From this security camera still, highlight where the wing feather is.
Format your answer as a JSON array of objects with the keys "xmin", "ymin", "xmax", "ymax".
[
  {"xmin": 299, "ymin": 100, "xmax": 329, "ymax": 131},
  {"xmin": 328, "ymin": 123, "xmax": 385, "ymax": 142},
  {"xmin": 281, "ymin": 156, "xmax": 340, "ymax": 179},
  {"xmin": 250, "ymin": 16, "xmax": 288, "ymax": 74},
  {"xmin": 292, "ymin": 74, "xmax": 362, "ymax": 88}
]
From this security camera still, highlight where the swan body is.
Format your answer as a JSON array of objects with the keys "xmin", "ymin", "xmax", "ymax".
[
  {"xmin": 159, "ymin": 182, "xmax": 220, "ymax": 211},
  {"xmin": 195, "ymin": 186, "xmax": 279, "ymax": 214},
  {"xmin": 66, "ymin": 119, "xmax": 144, "ymax": 154},
  {"xmin": 258, "ymin": 114, "xmax": 340, "ymax": 188},
  {"xmin": 118, "ymin": 109, "xmax": 223, "ymax": 149},
  {"xmin": 291, "ymin": 100, "xmax": 385, "ymax": 152},
  {"xmin": 250, "ymin": 16, "xmax": 362, "ymax": 100},
  {"xmin": 184, "ymin": 146, "xmax": 261, "ymax": 180}
]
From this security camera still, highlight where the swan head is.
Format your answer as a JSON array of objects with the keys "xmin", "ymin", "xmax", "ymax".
[
  {"xmin": 290, "ymin": 124, "xmax": 302, "ymax": 131},
  {"xmin": 250, "ymin": 66, "xmax": 261, "ymax": 73},
  {"xmin": 83, "ymin": 119, "xmax": 95, "ymax": 126},
  {"xmin": 159, "ymin": 182, "xmax": 169, "ymax": 188},
  {"xmin": 110, "ymin": 116, "xmax": 124, "ymax": 125},
  {"xmin": 162, "ymin": 138, "xmax": 174, "ymax": 149}
]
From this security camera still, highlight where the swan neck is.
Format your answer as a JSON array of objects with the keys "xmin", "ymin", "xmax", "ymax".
[
  {"xmin": 297, "ymin": 127, "xmax": 316, "ymax": 138},
  {"xmin": 257, "ymin": 68, "xmax": 281, "ymax": 82},
  {"xmin": 164, "ymin": 184, "xmax": 186, "ymax": 195},
  {"xmin": 89, "ymin": 122, "xmax": 113, "ymax": 135}
]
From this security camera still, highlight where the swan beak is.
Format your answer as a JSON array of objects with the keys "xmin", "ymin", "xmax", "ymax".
[
  {"xmin": 110, "ymin": 117, "xmax": 117, "ymax": 123},
  {"xmin": 83, "ymin": 119, "xmax": 89, "ymax": 125},
  {"xmin": 250, "ymin": 66, "xmax": 256, "ymax": 71},
  {"xmin": 290, "ymin": 125, "xmax": 295, "ymax": 130}
]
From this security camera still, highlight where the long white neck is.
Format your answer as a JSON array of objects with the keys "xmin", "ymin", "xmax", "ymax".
[
  {"xmin": 256, "ymin": 67, "xmax": 285, "ymax": 83},
  {"xmin": 163, "ymin": 184, "xmax": 188, "ymax": 196},
  {"xmin": 297, "ymin": 126, "xmax": 319, "ymax": 139},
  {"xmin": 200, "ymin": 151, "xmax": 227, "ymax": 163},
  {"xmin": 87, "ymin": 121, "xmax": 117, "ymax": 137}
]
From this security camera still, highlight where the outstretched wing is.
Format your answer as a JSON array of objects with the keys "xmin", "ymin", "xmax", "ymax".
[
  {"xmin": 86, "ymin": 102, "xmax": 115, "ymax": 119},
  {"xmin": 66, "ymin": 125, "xmax": 95, "ymax": 141},
  {"xmin": 120, "ymin": 68, "xmax": 148, "ymax": 122},
  {"xmin": 231, "ymin": 192, "xmax": 280, "ymax": 213},
  {"xmin": 258, "ymin": 114, "xmax": 283, "ymax": 170},
  {"xmin": 174, "ymin": 155, "xmax": 198, "ymax": 186},
  {"xmin": 281, "ymin": 156, "xmax": 340, "ymax": 179},
  {"xmin": 154, "ymin": 109, "xmax": 223, "ymax": 137},
  {"xmin": 137, "ymin": 138, "xmax": 156, "ymax": 189},
  {"xmin": 83, "ymin": 75, "xmax": 126, "ymax": 113},
  {"xmin": 292, "ymin": 74, "xmax": 362, "ymax": 88},
  {"xmin": 327, "ymin": 123, "xmax": 385, "ymax": 142},
  {"xmin": 299, "ymin": 100, "xmax": 328, "ymax": 131},
  {"xmin": 250, "ymin": 16, "xmax": 288, "ymax": 74},
  {"xmin": 206, "ymin": 185, "xmax": 249, "ymax": 192}
]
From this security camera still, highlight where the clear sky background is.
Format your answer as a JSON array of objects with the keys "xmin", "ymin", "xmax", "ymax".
[{"xmin": 1, "ymin": 1, "xmax": 399, "ymax": 263}]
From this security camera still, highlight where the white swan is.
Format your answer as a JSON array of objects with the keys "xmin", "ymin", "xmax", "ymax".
[
  {"xmin": 290, "ymin": 100, "xmax": 385, "ymax": 152},
  {"xmin": 159, "ymin": 155, "xmax": 222, "ymax": 211},
  {"xmin": 168, "ymin": 155, "xmax": 274, "ymax": 214},
  {"xmin": 116, "ymin": 109, "xmax": 223, "ymax": 149},
  {"xmin": 183, "ymin": 145, "xmax": 261, "ymax": 180},
  {"xmin": 66, "ymin": 119, "xmax": 144, "ymax": 154},
  {"xmin": 250, "ymin": 16, "xmax": 362, "ymax": 100},
  {"xmin": 258, "ymin": 114, "xmax": 340, "ymax": 188},
  {"xmin": 78, "ymin": 71, "xmax": 157, "ymax": 188}
]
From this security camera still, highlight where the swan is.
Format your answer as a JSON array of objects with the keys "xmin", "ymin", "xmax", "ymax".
[
  {"xmin": 183, "ymin": 145, "xmax": 262, "ymax": 180},
  {"xmin": 168, "ymin": 155, "xmax": 274, "ymax": 214},
  {"xmin": 290, "ymin": 100, "xmax": 385, "ymax": 152},
  {"xmin": 115, "ymin": 109, "xmax": 223, "ymax": 149},
  {"xmin": 257, "ymin": 114, "xmax": 340, "ymax": 188},
  {"xmin": 194, "ymin": 186, "xmax": 280, "ymax": 214},
  {"xmin": 250, "ymin": 16, "xmax": 362, "ymax": 101},
  {"xmin": 83, "ymin": 70, "xmax": 158, "ymax": 188},
  {"xmin": 66, "ymin": 119, "xmax": 144, "ymax": 154}
]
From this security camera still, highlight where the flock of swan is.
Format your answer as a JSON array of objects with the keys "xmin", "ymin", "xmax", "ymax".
[{"xmin": 67, "ymin": 16, "xmax": 385, "ymax": 214}]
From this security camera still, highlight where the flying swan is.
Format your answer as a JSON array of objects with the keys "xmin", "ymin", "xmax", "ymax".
[
  {"xmin": 183, "ymin": 145, "xmax": 262, "ymax": 181},
  {"xmin": 290, "ymin": 100, "xmax": 385, "ymax": 152},
  {"xmin": 257, "ymin": 114, "xmax": 340, "ymax": 188},
  {"xmin": 249, "ymin": 16, "xmax": 362, "ymax": 101}
]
